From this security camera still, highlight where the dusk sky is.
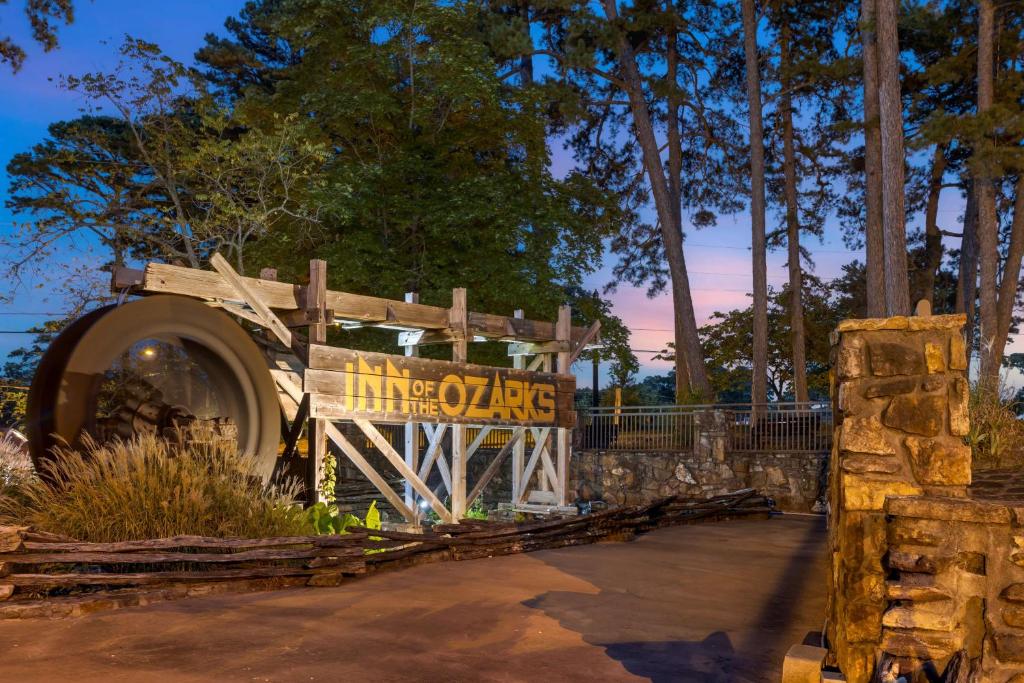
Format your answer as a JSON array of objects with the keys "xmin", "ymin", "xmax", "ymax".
[{"xmin": 0, "ymin": 1, "xmax": 973, "ymax": 387}]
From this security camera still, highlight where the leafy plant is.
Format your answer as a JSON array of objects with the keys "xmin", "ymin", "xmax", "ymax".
[
  {"xmin": 304, "ymin": 499, "xmax": 379, "ymax": 537},
  {"xmin": 465, "ymin": 499, "xmax": 488, "ymax": 521}
]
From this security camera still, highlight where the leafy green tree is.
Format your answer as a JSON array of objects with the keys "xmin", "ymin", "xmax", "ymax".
[
  {"xmin": 4, "ymin": 37, "xmax": 327, "ymax": 291},
  {"xmin": 198, "ymin": 0, "xmax": 626, "ymax": 365}
]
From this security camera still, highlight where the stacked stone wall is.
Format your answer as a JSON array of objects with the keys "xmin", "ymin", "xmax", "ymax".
[
  {"xmin": 571, "ymin": 449, "xmax": 826, "ymax": 512},
  {"xmin": 828, "ymin": 313, "xmax": 971, "ymax": 682}
]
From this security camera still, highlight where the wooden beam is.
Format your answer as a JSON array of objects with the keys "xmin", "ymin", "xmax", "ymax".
[
  {"xmin": 556, "ymin": 305, "xmax": 572, "ymax": 506},
  {"xmin": 403, "ymin": 292, "xmax": 419, "ymax": 513},
  {"xmin": 466, "ymin": 427, "xmax": 525, "ymax": 508},
  {"xmin": 279, "ymin": 308, "xmax": 335, "ymax": 328},
  {"xmin": 450, "ymin": 287, "xmax": 468, "ymax": 520},
  {"xmin": 271, "ymin": 370, "xmax": 414, "ymax": 521},
  {"xmin": 417, "ymin": 424, "xmax": 449, "ymax": 481},
  {"xmin": 397, "ymin": 329, "xmax": 459, "ymax": 347},
  {"xmin": 466, "ymin": 426, "xmax": 494, "ymax": 462},
  {"xmin": 507, "ymin": 341, "xmax": 570, "ymax": 356},
  {"xmin": 280, "ymin": 394, "xmax": 310, "ymax": 461},
  {"xmin": 209, "ymin": 254, "xmax": 304, "ymax": 362},
  {"xmin": 568, "ymin": 320, "xmax": 602, "ymax": 365},
  {"xmin": 122, "ymin": 261, "xmax": 593, "ymax": 343},
  {"xmin": 353, "ymin": 419, "xmax": 451, "ymax": 523},
  {"xmin": 516, "ymin": 428, "xmax": 551, "ymax": 503},
  {"xmin": 307, "ymin": 259, "xmax": 328, "ymax": 505},
  {"xmin": 511, "ymin": 310, "xmax": 526, "ymax": 503}
]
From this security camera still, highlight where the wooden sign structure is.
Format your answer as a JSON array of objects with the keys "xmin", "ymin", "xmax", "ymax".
[{"xmin": 114, "ymin": 258, "xmax": 599, "ymax": 524}]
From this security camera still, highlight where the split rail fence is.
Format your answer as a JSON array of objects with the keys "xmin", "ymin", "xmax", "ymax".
[{"xmin": 0, "ymin": 489, "xmax": 771, "ymax": 610}]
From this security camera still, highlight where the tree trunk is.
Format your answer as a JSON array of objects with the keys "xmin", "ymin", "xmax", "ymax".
[
  {"xmin": 601, "ymin": 0, "xmax": 712, "ymax": 400},
  {"xmin": 976, "ymin": 0, "xmax": 999, "ymax": 385},
  {"xmin": 921, "ymin": 145, "xmax": 947, "ymax": 305},
  {"xmin": 780, "ymin": 27, "xmax": 808, "ymax": 403},
  {"xmin": 518, "ymin": 1, "xmax": 533, "ymax": 85},
  {"xmin": 666, "ymin": 28, "xmax": 691, "ymax": 402},
  {"xmin": 876, "ymin": 0, "xmax": 911, "ymax": 315},
  {"xmin": 742, "ymin": 0, "xmax": 769, "ymax": 407},
  {"xmin": 861, "ymin": 0, "xmax": 885, "ymax": 317},
  {"xmin": 992, "ymin": 176, "xmax": 1024, "ymax": 371},
  {"xmin": 956, "ymin": 182, "xmax": 979, "ymax": 357}
]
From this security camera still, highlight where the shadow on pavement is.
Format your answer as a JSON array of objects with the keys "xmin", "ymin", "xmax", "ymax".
[{"xmin": 521, "ymin": 516, "xmax": 827, "ymax": 682}]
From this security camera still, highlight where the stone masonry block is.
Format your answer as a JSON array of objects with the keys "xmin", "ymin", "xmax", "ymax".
[
  {"xmin": 883, "ymin": 393, "xmax": 945, "ymax": 437},
  {"xmin": 925, "ymin": 342, "xmax": 945, "ymax": 373},
  {"xmin": 904, "ymin": 437, "xmax": 971, "ymax": 486},
  {"xmin": 782, "ymin": 644, "xmax": 826, "ymax": 683},
  {"xmin": 870, "ymin": 341, "xmax": 926, "ymax": 376},
  {"xmin": 842, "ymin": 473, "xmax": 923, "ymax": 511},
  {"xmin": 948, "ymin": 377, "xmax": 970, "ymax": 437},
  {"xmin": 839, "ymin": 415, "xmax": 896, "ymax": 455}
]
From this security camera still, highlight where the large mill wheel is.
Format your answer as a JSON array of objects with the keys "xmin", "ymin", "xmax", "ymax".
[{"xmin": 27, "ymin": 295, "xmax": 281, "ymax": 481}]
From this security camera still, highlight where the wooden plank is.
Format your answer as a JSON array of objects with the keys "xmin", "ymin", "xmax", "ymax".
[
  {"xmin": 303, "ymin": 346, "xmax": 575, "ymax": 428},
  {"xmin": 5, "ymin": 565, "xmax": 364, "ymax": 589},
  {"xmin": 1, "ymin": 547, "xmax": 352, "ymax": 565},
  {"xmin": 568, "ymin": 319, "xmax": 602, "ymax": 365},
  {"xmin": 309, "ymin": 397, "xmax": 575, "ymax": 430},
  {"xmin": 534, "ymin": 428, "xmax": 559, "ymax": 490},
  {"xmin": 129, "ymin": 262, "xmax": 591, "ymax": 342},
  {"xmin": 307, "ymin": 259, "xmax": 328, "ymax": 505},
  {"xmin": 450, "ymin": 288, "xmax": 469, "ymax": 520},
  {"xmin": 466, "ymin": 426, "xmax": 493, "ymax": 462},
  {"xmin": 516, "ymin": 428, "xmax": 550, "ymax": 503},
  {"xmin": 352, "ymin": 419, "xmax": 452, "ymax": 523},
  {"xmin": 280, "ymin": 393, "xmax": 309, "ymax": 461},
  {"xmin": 416, "ymin": 424, "xmax": 448, "ymax": 481},
  {"xmin": 512, "ymin": 310, "xmax": 526, "ymax": 502},
  {"xmin": 20, "ymin": 535, "xmax": 364, "ymax": 553},
  {"xmin": 272, "ymin": 370, "xmax": 415, "ymax": 521},
  {"xmin": 556, "ymin": 305, "xmax": 572, "ymax": 506},
  {"xmin": 279, "ymin": 308, "xmax": 334, "ymax": 328},
  {"xmin": 466, "ymin": 427, "xmax": 525, "ymax": 508},
  {"xmin": 209, "ymin": 254, "xmax": 304, "ymax": 361},
  {"xmin": 403, "ymin": 292, "xmax": 420, "ymax": 513}
]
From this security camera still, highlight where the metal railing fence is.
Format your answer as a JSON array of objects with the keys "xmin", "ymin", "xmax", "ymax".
[{"xmin": 576, "ymin": 402, "xmax": 832, "ymax": 454}]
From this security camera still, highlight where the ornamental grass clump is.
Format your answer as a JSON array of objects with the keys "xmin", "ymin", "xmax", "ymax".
[
  {"xmin": 0, "ymin": 433, "xmax": 309, "ymax": 542},
  {"xmin": 968, "ymin": 381, "xmax": 1024, "ymax": 470},
  {"xmin": 0, "ymin": 432, "xmax": 34, "ymax": 502}
]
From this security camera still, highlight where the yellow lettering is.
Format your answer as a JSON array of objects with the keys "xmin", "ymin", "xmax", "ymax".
[
  {"xmin": 536, "ymin": 385, "xmax": 555, "ymax": 419},
  {"xmin": 385, "ymin": 360, "xmax": 410, "ymax": 413},
  {"xmin": 439, "ymin": 374, "xmax": 466, "ymax": 417},
  {"xmin": 464, "ymin": 375, "xmax": 490, "ymax": 419},
  {"xmin": 357, "ymin": 357, "xmax": 382, "ymax": 412},
  {"xmin": 488, "ymin": 374, "xmax": 508, "ymax": 420},
  {"xmin": 505, "ymin": 380, "xmax": 526, "ymax": 420}
]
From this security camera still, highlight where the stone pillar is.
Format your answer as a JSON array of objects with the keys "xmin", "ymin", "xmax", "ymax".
[{"xmin": 827, "ymin": 312, "xmax": 970, "ymax": 682}]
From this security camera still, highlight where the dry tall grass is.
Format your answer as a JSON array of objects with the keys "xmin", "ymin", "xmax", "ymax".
[
  {"xmin": 0, "ymin": 434, "xmax": 309, "ymax": 542},
  {"xmin": 0, "ymin": 431, "xmax": 34, "ymax": 502},
  {"xmin": 969, "ymin": 382, "xmax": 1024, "ymax": 470}
]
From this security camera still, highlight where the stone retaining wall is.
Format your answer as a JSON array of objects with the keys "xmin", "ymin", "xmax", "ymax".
[{"xmin": 570, "ymin": 449, "xmax": 827, "ymax": 512}]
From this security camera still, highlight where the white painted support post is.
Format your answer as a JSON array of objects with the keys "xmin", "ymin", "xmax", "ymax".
[
  {"xmin": 307, "ymin": 259, "xmax": 327, "ymax": 505},
  {"xmin": 539, "ymin": 350, "xmax": 553, "ymax": 493},
  {"xmin": 450, "ymin": 288, "xmax": 468, "ymax": 520},
  {"xmin": 511, "ymin": 309, "xmax": 526, "ymax": 505},
  {"xmin": 403, "ymin": 292, "xmax": 419, "ymax": 515},
  {"xmin": 556, "ymin": 305, "xmax": 572, "ymax": 506}
]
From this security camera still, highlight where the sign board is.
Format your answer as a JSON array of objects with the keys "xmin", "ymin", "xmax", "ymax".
[{"xmin": 304, "ymin": 345, "xmax": 575, "ymax": 428}]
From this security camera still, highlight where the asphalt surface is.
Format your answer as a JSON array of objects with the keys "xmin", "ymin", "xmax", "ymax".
[{"xmin": 0, "ymin": 515, "xmax": 828, "ymax": 683}]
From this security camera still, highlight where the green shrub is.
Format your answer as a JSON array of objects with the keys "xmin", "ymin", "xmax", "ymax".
[
  {"xmin": 0, "ymin": 434, "xmax": 309, "ymax": 542},
  {"xmin": 968, "ymin": 382, "xmax": 1024, "ymax": 470}
]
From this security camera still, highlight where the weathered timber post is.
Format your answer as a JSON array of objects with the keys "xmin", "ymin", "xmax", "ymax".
[
  {"xmin": 307, "ymin": 259, "xmax": 328, "ymax": 505},
  {"xmin": 556, "ymin": 305, "xmax": 572, "ymax": 506},
  {"xmin": 826, "ymin": 311, "xmax": 969, "ymax": 682},
  {"xmin": 403, "ymin": 291, "xmax": 420, "ymax": 517},
  {"xmin": 450, "ymin": 288, "xmax": 469, "ymax": 519},
  {"xmin": 512, "ymin": 309, "xmax": 526, "ymax": 503}
]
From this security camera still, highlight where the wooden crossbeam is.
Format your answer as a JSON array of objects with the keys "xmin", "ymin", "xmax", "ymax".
[
  {"xmin": 271, "ymin": 371, "xmax": 414, "ymax": 521},
  {"xmin": 417, "ymin": 424, "xmax": 448, "ymax": 481},
  {"xmin": 466, "ymin": 427, "xmax": 525, "ymax": 508},
  {"xmin": 115, "ymin": 263, "xmax": 593, "ymax": 344},
  {"xmin": 353, "ymin": 419, "xmax": 451, "ymax": 523},
  {"xmin": 466, "ymin": 426, "xmax": 493, "ymax": 462},
  {"xmin": 516, "ymin": 428, "xmax": 551, "ymax": 503},
  {"xmin": 281, "ymin": 394, "xmax": 309, "ymax": 461},
  {"xmin": 533, "ymin": 427, "xmax": 559, "ymax": 490},
  {"xmin": 568, "ymin": 320, "xmax": 602, "ymax": 365}
]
